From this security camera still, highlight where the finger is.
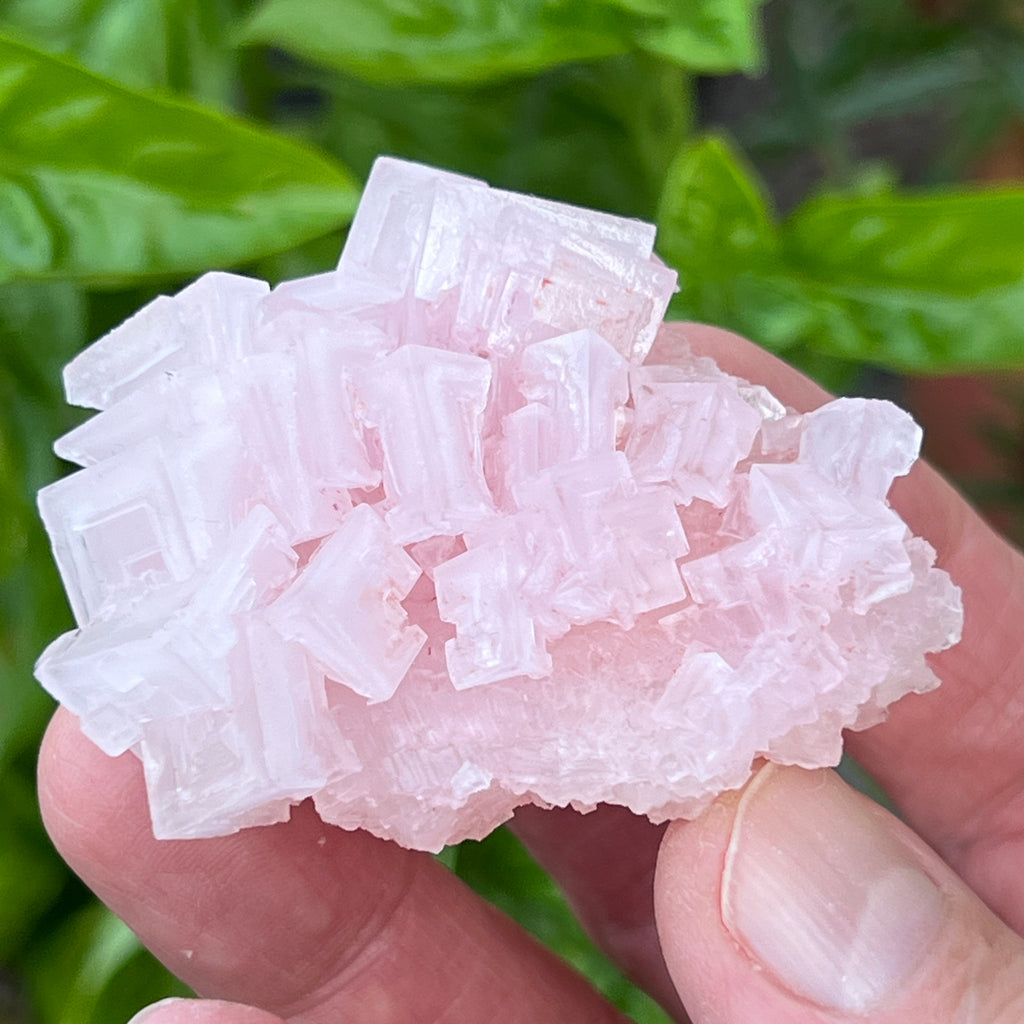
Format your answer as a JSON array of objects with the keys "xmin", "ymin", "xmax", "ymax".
[
  {"xmin": 39, "ymin": 708, "xmax": 627, "ymax": 1024},
  {"xmin": 661, "ymin": 322, "xmax": 1024, "ymax": 933},
  {"xmin": 513, "ymin": 320, "xmax": 1024, "ymax": 995},
  {"xmin": 510, "ymin": 804, "xmax": 685, "ymax": 1019},
  {"xmin": 127, "ymin": 998, "xmax": 285, "ymax": 1024},
  {"xmin": 655, "ymin": 763, "xmax": 1024, "ymax": 1024}
]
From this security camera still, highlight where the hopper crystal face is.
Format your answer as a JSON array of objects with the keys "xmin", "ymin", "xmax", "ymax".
[{"xmin": 36, "ymin": 158, "xmax": 963, "ymax": 851}]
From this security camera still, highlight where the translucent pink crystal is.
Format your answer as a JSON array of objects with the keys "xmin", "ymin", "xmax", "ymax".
[
  {"xmin": 265, "ymin": 504, "xmax": 426, "ymax": 702},
  {"xmin": 63, "ymin": 273, "xmax": 270, "ymax": 410},
  {"xmin": 502, "ymin": 330, "xmax": 629, "ymax": 489},
  {"xmin": 36, "ymin": 157, "xmax": 963, "ymax": 849},
  {"xmin": 360, "ymin": 346, "xmax": 494, "ymax": 543},
  {"xmin": 36, "ymin": 505, "xmax": 296, "ymax": 755},
  {"xmin": 626, "ymin": 367, "xmax": 763, "ymax": 506}
]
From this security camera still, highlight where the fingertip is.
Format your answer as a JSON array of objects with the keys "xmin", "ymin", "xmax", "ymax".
[
  {"xmin": 38, "ymin": 705, "xmax": 152, "ymax": 877},
  {"xmin": 650, "ymin": 320, "xmax": 755, "ymax": 362},
  {"xmin": 39, "ymin": 704, "xmax": 117, "ymax": 813},
  {"xmin": 126, "ymin": 997, "xmax": 286, "ymax": 1024},
  {"xmin": 654, "ymin": 782, "xmax": 749, "ymax": 1024},
  {"xmin": 655, "ymin": 765, "xmax": 1024, "ymax": 1023},
  {"xmin": 38, "ymin": 704, "xmax": 79, "ymax": 803}
]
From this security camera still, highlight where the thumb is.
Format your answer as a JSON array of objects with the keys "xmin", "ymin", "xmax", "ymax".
[
  {"xmin": 655, "ymin": 764, "xmax": 1024, "ymax": 1023},
  {"xmin": 126, "ymin": 998, "xmax": 286, "ymax": 1024}
]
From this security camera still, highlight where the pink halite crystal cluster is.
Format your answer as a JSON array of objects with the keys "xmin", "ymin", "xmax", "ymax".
[{"xmin": 36, "ymin": 158, "xmax": 963, "ymax": 851}]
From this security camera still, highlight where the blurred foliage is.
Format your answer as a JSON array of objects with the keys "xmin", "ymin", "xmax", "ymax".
[
  {"xmin": 316, "ymin": 51, "xmax": 695, "ymax": 218},
  {"xmin": 0, "ymin": 0, "xmax": 240, "ymax": 102},
  {"xmin": 238, "ymin": 0, "xmax": 767, "ymax": 83},
  {"xmin": 736, "ymin": 0, "xmax": 1024, "ymax": 185},
  {"xmin": 659, "ymin": 136, "xmax": 1024, "ymax": 378},
  {"xmin": 0, "ymin": 0, "xmax": 1022, "ymax": 1021},
  {"xmin": 0, "ymin": 37, "xmax": 359, "ymax": 286}
]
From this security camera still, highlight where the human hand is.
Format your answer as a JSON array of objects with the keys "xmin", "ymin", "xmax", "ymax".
[{"xmin": 38, "ymin": 324, "xmax": 1024, "ymax": 1023}]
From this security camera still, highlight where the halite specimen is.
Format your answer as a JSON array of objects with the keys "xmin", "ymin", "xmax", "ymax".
[{"xmin": 36, "ymin": 158, "xmax": 963, "ymax": 852}]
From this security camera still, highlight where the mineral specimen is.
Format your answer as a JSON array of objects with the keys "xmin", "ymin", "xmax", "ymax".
[{"xmin": 36, "ymin": 158, "xmax": 963, "ymax": 851}]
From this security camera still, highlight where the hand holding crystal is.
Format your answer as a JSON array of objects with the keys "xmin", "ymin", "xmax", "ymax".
[{"xmin": 39, "ymin": 325, "xmax": 1024, "ymax": 1023}]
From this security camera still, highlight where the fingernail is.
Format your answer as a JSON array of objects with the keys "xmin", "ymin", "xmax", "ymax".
[
  {"xmin": 126, "ymin": 997, "xmax": 188, "ymax": 1024},
  {"xmin": 722, "ymin": 765, "xmax": 945, "ymax": 1014}
]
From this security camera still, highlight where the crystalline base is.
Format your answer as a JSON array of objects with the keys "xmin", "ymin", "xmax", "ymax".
[{"xmin": 36, "ymin": 158, "xmax": 963, "ymax": 850}]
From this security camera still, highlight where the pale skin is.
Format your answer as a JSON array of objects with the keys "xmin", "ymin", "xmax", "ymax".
[{"xmin": 37, "ymin": 324, "xmax": 1024, "ymax": 1023}]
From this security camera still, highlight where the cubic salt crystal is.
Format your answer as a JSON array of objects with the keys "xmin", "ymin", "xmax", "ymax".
[
  {"xmin": 339, "ymin": 157, "xmax": 673, "ymax": 363},
  {"xmin": 435, "ymin": 543, "xmax": 552, "ymax": 689},
  {"xmin": 526, "ymin": 245, "xmax": 678, "ymax": 363},
  {"xmin": 360, "ymin": 345, "xmax": 494, "ymax": 544},
  {"xmin": 256, "ymin": 269, "xmax": 403, "ymax": 328},
  {"xmin": 55, "ymin": 366, "xmax": 235, "ymax": 470},
  {"xmin": 63, "ymin": 273, "xmax": 268, "ymax": 410},
  {"xmin": 510, "ymin": 453, "xmax": 689, "ymax": 635},
  {"xmin": 36, "ymin": 156, "xmax": 963, "ymax": 851},
  {"xmin": 265, "ymin": 504, "xmax": 426, "ymax": 702},
  {"xmin": 289, "ymin": 325, "xmax": 386, "ymax": 492},
  {"xmin": 228, "ymin": 352, "xmax": 355, "ymax": 544},
  {"xmin": 39, "ymin": 440, "xmax": 201, "ymax": 626},
  {"xmin": 36, "ymin": 505, "xmax": 296, "ymax": 756},
  {"xmin": 800, "ymin": 397, "xmax": 922, "ymax": 500},
  {"xmin": 339, "ymin": 159, "xmax": 485, "ymax": 295},
  {"xmin": 626, "ymin": 368, "xmax": 763, "ymax": 507},
  {"xmin": 653, "ymin": 648, "xmax": 757, "ymax": 779},
  {"xmin": 138, "ymin": 613, "xmax": 347, "ymax": 838},
  {"xmin": 505, "ymin": 330, "xmax": 629, "ymax": 480}
]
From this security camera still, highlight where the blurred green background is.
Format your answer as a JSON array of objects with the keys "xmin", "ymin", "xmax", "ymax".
[{"xmin": 1, "ymin": 1, "xmax": 1023, "ymax": 1021}]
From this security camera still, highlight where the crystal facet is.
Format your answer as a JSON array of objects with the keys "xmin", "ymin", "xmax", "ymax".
[{"xmin": 36, "ymin": 157, "xmax": 963, "ymax": 849}]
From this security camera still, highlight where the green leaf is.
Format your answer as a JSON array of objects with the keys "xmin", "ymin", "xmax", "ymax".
[
  {"xmin": 0, "ymin": 281, "xmax": 84, "ymax": 767},
  {"xmin": 321, "ymin": 52, "xmax": 693, "ymax": 220},
  {"xmin": 778, "ymin": 187, "xmax": 1024, "ymax": 369},
  {"xmin": 629, "ymin": 0, "xmax": 764, "ymax": 73},
  {"xmin": 239, "ymin": 0, "xmax": 765, "ymax": 85},
  {"xmin": 739, "ymin": 45, "xmax": 982, "ymax": 157},
  {"xmin": 451, "ymin": 827, "xmax": 673, "ymax": 1024},
  {"xmin": 0, "ymin": 0, "xmax": 240, "ymax": 104},
  {"xmin": 0, "ymin": 35, "xmax": 360, "ymax": 286},
  {"xmin": 656, "ymin": 136, "xmax": 810, "ymax": 353},
  {"xmin": 657, "ymin": 134, "xmax": 777, "ymax": 279},
  {"xmin": 657, "ymin": 136, "xmax": 1024, "ymax": 374}
]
